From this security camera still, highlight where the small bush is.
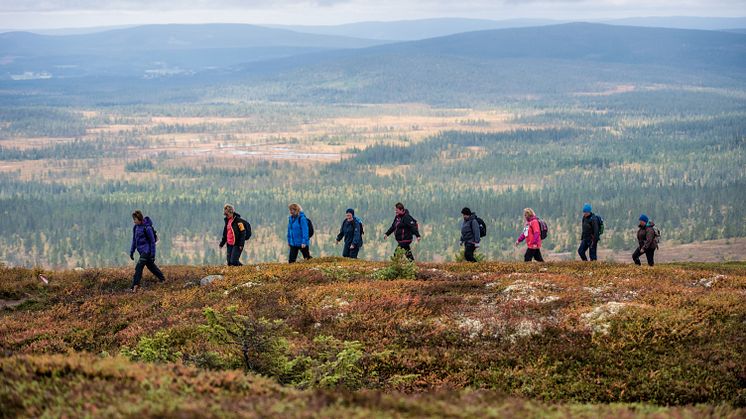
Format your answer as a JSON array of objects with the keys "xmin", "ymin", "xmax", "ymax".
[
  {"xmin": 200, "ymin": 306, "xmax": 293, "ymax": 377},
  {"xmin": 374, "ymin": 248, "xmax": 418, "ymax": 280},
  {"xmin": 121, "ymin": 331, "xmax": 181, "ymax": 363},
  {"xmin": 298, "ymin": 335, "xmax": 365, "ymax": 390}
]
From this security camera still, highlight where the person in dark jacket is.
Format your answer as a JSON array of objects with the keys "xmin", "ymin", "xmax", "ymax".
[
  {"xmin": 129, "ymin": 210, "xmax": 165, "ymax": 292},
  {"xmin": 460, "ymin": 207, "xmax": 481, "ymax": 263},
  {"xmin": 578, "ymin": 203, "xmax": 600, "ymax": 261},
  {"xmin": 287, "ymin": 203, "xmax": 312, "ymax": 263},
  {"xmin": 384, "ymin": 202, "xmax": 421, "ymax": 261},
  {"xmin": 336, "ymin": 208, "xmax": 363, "ymax": 259},
  {"xmin": 219, "ymin": 204, "xmax": 250, "ymax": 266},
  {"xmin": 633, "ymin": 214, "xmax": 658, "ymax": 266}
]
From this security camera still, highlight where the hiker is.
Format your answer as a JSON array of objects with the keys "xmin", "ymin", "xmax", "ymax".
[
  {"xmin": 383, "ymin": 202, "xmax": 421, "ymax": 261},
  {"xmin": 129, "ymin": 210, "xmax": 165, "ymax": 292},
  {"xmin": 460, "ymin": 207, "xmax": 481, "ymax": 262},
  {"xmin": 219, "ymin": 204, "xmax": 251, "ymax": 266},
  {"xmin": 633, "ymin": 214, "xmax": 658, "ymax": 266},
  {"xmin": 578, "ymin": 203, "xmax": 600, "ymax": 261},
  {"xmin": 515, "ymin": 208, "xmax": 544, "ymax": 262},
  {"xmin": 287, "ymin": 203, "xmax": 312, "ymax": 263},
  {"xmin": 336, "ymin": 208, "xmax": 363, "ymax": 259}
]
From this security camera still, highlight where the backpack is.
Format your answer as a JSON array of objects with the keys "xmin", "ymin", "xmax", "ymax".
[
  {"xmin": 653, "ymin": 226, "xmax": 661, "ymax": 245},
  {"xmin": 151, "ymin": 227, "xmax": 159, "ymax": 243},
  {"xmin": 342, "ymin": 218, "xmax": 365, "ymax": 236},
  {"xmin": 475, "ymin": 217, "xmax": 487, "ymax": 238},
  {"xmin": 537, "ymin": 219, "xmax": 548, "ymax": 240},
  {"xmin": 241, "ymin": 219, "xmax": 252, "ymax": 240},
  {"xmin": 306, "ymin": 217, "xmax": 315, "ymax": 238},
  {"xmin": 594, "ymin": 215, "xmax": 605, "ymax": 236}
]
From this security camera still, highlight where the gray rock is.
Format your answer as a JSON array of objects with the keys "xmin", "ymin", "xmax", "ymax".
[{"xmin": 200, "ymin": 275, "xmax": 224, "ymax": 287}]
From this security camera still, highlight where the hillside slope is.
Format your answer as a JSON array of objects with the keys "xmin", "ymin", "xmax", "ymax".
[
  {"xmin": 232, "ymin": 23, "xmax": 746, "ymax": 104},
  {"xmin": 1, "ymin": 260, "xmax": 745, "ymax": 416}
]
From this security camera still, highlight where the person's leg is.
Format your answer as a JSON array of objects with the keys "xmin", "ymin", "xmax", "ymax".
[
  {"xmin": 288, "ymin": 246, "xmax": 299, "ymax": 263},
  {"xmin": 645, "ymin": 248, "xmax": 655, "ymax": 266},
  {"xmin": 348, "ymin": 246, "xmax": 360, "ymax": 259},
  {"xmin": 534, "ymin": 249, "xmax": 544, "ymax": 262},
  {"xmin": 226, "ymin": 245, "xmax": 233, "ymax": 266},
  {"xmin": 632, "ymin": 248, "xmax": 642, "ymax": 265},
  {"xmin": 399, "ymin": 243, "xmax": 414, "ymax": 261},
  {"xmin": 589, "ymin": 241, "xmax": 598, "ymax": 261},
  {"xmin": 342, "ymin": 244, "xmax": 351, "ymax": 258},
  {"xmin": 229, "ymin": 246, "xmax": 243, "ymax": 266},
  {"xmin": 145, "ymin": 256, "xmax": 165, "ymax": 282},
  {"xmin": 578, "ymin": 240, "xmax": 589, "ymax": 261},
  {"xmin": 465, "ymin": 244, "xmax": 476, "ymax": 262},
  {"xmin": 524, "ymin": 248, "xmax": 532, "ymax": 262},
  {"xmin": 131, "ymin": 256, "xmax": 147, "ymax": 288},
  {"xmin": 300, "ymin": 246, "xmax": 312, "ymax": 260}
]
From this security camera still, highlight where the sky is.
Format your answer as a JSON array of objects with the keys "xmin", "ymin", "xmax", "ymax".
[{"xmin": 0, "ymin": 0, "xmax": 744, "ymax": 30}]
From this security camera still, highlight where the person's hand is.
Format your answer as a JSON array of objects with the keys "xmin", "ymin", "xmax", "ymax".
[
  {"xmin": 350, "ymin": 244, "xmax": 355, "ymax": 249},
  {"xmin": 129, "ymin": 253, "xmax": 134, "ymax": 261},
  {"xmin": 416, "ymin": 237, "xmax": 421, "ymax": 242},
  {"xmin": 301, "ymin": 244, "xmax": 306, "ymax": 249},
  {"xmin": 460, "ymin": 241, "xmax": 464, "ymax": 247},
  {"xmin": 336, "ymin": 239, "xmax": 341, "ymax": 244},
  {"xmin": 219, "ymin": 243, "xmax": 224, "ymax": 249},
  {"xmin": 239, "ymin": 246, "xmax": 243, "ymax": 251},
  {"xmin": 475, "ymin": 243, "xmax": 480, "ymax": 248},
  {"xmin": 383, "ymin": 235, "xmax": 388, "ymax": 241},
  {"xmin": 514, "ymin": 241, "xmax": 519, "ymax": 247}
]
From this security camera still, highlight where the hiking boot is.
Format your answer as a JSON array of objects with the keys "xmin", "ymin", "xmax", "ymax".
[{"xmin": 129, "ymin": 285, "xmax": 140, "ymax": 293}]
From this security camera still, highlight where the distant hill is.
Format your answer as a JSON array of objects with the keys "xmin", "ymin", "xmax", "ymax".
[
  {"xmin": 605, "ymin": 16, "xmax": 746, "ymax": 30},
  {"xmin": 265, "ymin": 16, "xmax": 746, "ymax": 41},
  {"xmin": 3, "ymin": 23, "xmax": 745, "ymax": 105},
  {"xmin": 231, "ymin": 23, "xmax": 746, "ymax": 104},
  {"xmin": 266, "ymin": 18, "xmax": 560, "ymax": 41},
  {"xmin": 0, "ymin": 23, "xmax": 386, "ymax": 79}
]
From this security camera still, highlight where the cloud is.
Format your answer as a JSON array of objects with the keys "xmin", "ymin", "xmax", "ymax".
[{"xmin": 0, "ymin": 0, "xmax": 351, "ymax": 12}]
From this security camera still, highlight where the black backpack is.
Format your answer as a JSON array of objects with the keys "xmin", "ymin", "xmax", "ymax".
[
  {"xmin": 475, "ymin": 217, "xmax": 487, "ymax": 238},
  {"xmin": 306, "ymin": 217, "xmax": 315, "ymax": 238},
  {"xmin": 242, "ymin": 219, "xmax": 252, "ymax": 240},
  {"xmin": 595, "ymin": 215, "xmax": 605, "ymax": 236},
  {"xmin": 537, "ymin": 219, "xmax": 548, "ymax": 240}
]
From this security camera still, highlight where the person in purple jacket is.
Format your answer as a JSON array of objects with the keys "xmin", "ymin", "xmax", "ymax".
[{"xmin": 129, "ymin": 210, "xmax": 165, "ymax": 292}]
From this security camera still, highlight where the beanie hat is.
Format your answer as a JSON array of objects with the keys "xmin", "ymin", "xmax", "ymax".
[
  {"xmin": 639, "ymin": 214, "xmax": 649, "ymax": 223},
  {"xmin": 582, "ymin": 203, "xmax": 592, "ymax": 213},
  {"xmin": 346, "ymin": 208, "xmax": 355, "ymax": 216},
  {"xmin": 461, "ymin": 207, "xmax": 472, "ymax": 216}
]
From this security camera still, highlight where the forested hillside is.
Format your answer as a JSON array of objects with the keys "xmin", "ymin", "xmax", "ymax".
[{"xmin": 0, "ymin": 23, "xmax": 744, "ymax": 268}]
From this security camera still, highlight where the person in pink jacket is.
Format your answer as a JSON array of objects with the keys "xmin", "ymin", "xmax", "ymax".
[{"xmin": 515, "ymin": 208, "xmax": 544, "ymax": 262}]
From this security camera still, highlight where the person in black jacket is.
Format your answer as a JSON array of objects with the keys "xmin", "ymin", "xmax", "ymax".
[
  {"xmin": 219, "ymin": 204, "xmax": 251, "ymax": 266},
  {"xmin": 460, "ymin": 207, "xmax": 481, "ymax": 263},
  {"xmin": 129, "ymin": 210, "xmax": 165, "ymax": 292},
  {"xmin": 633, "ymin": 214, "xmax": 658, "ymax": 266},
  {"xmin": 578, "ymin": 203, "xmax": 600, "ymax": 261},
  {"xmin": 336, "ymin": 208, "xmax": 363, "ymax": 259},
  {"xmin": 383, "ymin": 202, "xmax": 421, "ymax": 261}
]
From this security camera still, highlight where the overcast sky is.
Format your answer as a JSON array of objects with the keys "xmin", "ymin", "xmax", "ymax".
[{"xmin": 0, "ymin": 0, "xmax": 744, "ymax": 30}]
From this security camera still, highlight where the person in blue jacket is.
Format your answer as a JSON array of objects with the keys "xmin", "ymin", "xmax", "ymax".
[
  {"xmin": 287, "ymin": 203, "xmax": 313, "ymax": 263},
  {"xmin": 336, "ymin": 208, "xmax": 363, "ymax": 259},
  {"xmin": 129, "ymin": 210, "xmax": 165, "ymax": 292}
]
